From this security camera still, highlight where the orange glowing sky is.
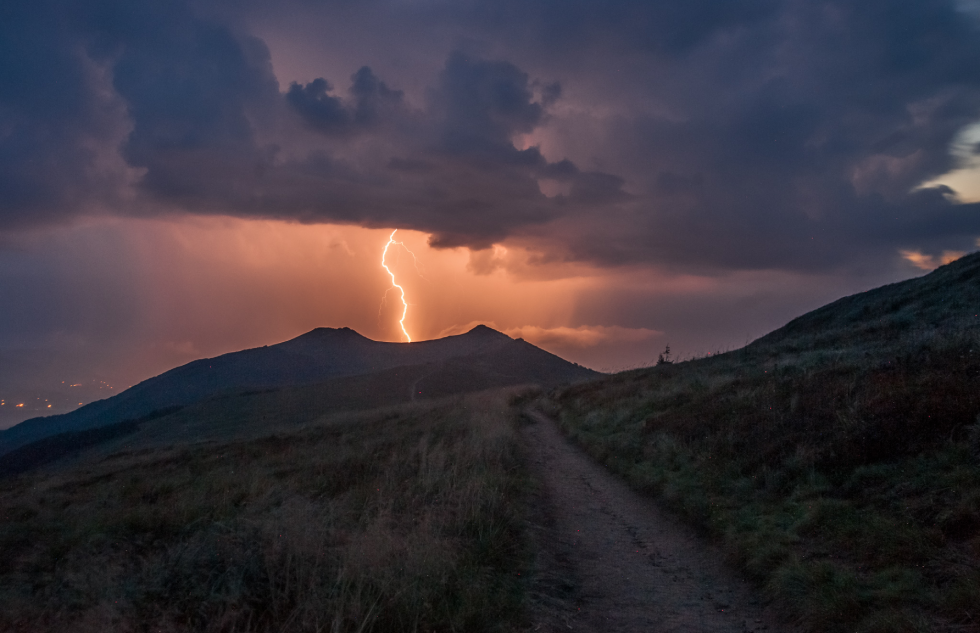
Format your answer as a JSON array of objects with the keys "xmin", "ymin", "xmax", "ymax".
[
  {"xmin": 0, "ymin": 211, "xmax": 963, "ymax": 431},
  {"xmin": 1, "ymin": 214, "xmax": 924, "ymax": 378},
  {"xmin": 127, "ymin": 216, "xmax": 625, "ymax": 369},
  {"xmin": 3, "ymin": 0, "xmax": 980, "ymax": 433}
]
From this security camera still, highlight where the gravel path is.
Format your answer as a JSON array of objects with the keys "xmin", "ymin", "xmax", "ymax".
[{"xmin": 521, "ymin": 410, "xmax": 796, "ymax": 633}]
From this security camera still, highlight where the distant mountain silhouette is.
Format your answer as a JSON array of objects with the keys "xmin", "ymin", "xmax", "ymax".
[{"xmin": 0, "ymin": 325, "xmax": 596, "ymax": 455}]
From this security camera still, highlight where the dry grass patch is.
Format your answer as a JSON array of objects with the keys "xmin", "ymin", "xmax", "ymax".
[{"xmin": 0, "ymin": 390, "xmax": 532, "ymax": 633}]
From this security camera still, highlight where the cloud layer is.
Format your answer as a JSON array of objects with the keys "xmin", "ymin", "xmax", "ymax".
[{"xmin": 1, "ymin": 0, "xmax": 979, "ymax": 273}]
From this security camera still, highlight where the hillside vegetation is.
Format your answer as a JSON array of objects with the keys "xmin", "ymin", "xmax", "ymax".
[
  {"xmin": 0, "ymin": 390, "xmax": 532, "ymax": 633},
  {"xmin": 548, "ymin": 252, "xmax": 980, "ymax": 632}
]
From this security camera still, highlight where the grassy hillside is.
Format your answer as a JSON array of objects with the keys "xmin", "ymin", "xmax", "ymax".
[
  {"xmin": 546, "ymin": 252, "xmax": 980, "ymax": 632},
  {"xmin": 0, "ymin": 390, "xmax": 533, "ymax": 633},
  {"xmin": 748, "ymin": 250, "xmax": 980, "ymax": 361}
]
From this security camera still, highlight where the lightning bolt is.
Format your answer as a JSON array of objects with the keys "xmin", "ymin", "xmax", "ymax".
[{"xmin": 380, "ymin": 229, "xmax": 414, "ymax": 342}]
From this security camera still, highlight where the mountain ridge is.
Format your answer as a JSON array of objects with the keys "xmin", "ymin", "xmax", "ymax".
[{"xmin": 0, "ymin": 325, "xmax": 595, "ymax": 455}]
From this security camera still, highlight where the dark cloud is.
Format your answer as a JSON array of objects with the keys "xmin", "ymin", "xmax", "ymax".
[
  {"xmin": 261, "ymin": 50, "xmax": 623, "ymax": 249},
  {"xmin": 0, "ymin": 0, "xmax": 979, "ymax": 273},
  {"xmin": 287, "ymin": 78, "xmax": 350, "ymax": 133},
  {"xmin": 104, "ymin": 2, "xmax": 282, "ymax": 210},
  {"xmin": 287, "ymin": 67, "xmax": 405, "ymax": 134},
  {"xmin": 448, "ymin": 0, "xmax": 781, "ymax": 58},
  {"xmin": 435, "ymin": 52, "xmax": 544, "ymax": 150},
  {"xmin": 0, "ymin": 1, "xmax": 131, "ymax": 227},
  {"xmin": 349, "ymin": 66, "xmax": 405, "ymax": 127},
  {"xmin": 521, "ymin": 0, "xmax": 980, "ymax": 270}
]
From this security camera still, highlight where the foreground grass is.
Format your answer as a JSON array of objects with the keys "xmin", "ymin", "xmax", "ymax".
[
  {"xmin": 0, "ymin": 390, "xmax": 531, "ymax": 633},
  {"xmin": 550, "ymin": 330, "xmax": 980, "ymax": 632}
]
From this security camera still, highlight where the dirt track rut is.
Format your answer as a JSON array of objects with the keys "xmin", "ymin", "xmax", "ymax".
[{"xmin": 521, "ymin": 410, "xmax": 795, "ymax": 633}]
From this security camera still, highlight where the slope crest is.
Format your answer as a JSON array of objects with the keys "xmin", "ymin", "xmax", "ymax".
[{"xmin": 748, "ymin": 250, "xmax": 980, "ymax": 356}]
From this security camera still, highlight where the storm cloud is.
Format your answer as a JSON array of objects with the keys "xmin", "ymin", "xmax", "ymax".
[{"xmin": 1, "ymin": 0, "xmax": 979, "ymax": 271}]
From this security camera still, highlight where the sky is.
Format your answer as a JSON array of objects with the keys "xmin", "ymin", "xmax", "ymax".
[{"xmin": 2, "ymin": 0, "xmax": 980, "ymax": 427}]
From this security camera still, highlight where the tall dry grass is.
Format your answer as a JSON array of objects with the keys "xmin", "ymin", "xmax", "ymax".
[{"xmin": 0, "ymin": 389, "xmax": 532, "ymax": 633}]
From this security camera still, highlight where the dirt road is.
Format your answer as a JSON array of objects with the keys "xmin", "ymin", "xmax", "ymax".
[{"xmin": 521, "ymin": 410, "xmax": 795, "ymax": 633}]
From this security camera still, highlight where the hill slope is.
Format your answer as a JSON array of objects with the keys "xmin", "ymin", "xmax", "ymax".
[
  {"xmin": 0, "ymin": 325, "xmax": 596, "ymax": 455},
  {"xmin": 0, "ymin": 390, "xmax": 534, "ymax": 633},
  {"xmin": 547, "ymin": 251, "xmax": 980, "ymax": 632},
  {"xmin": 748, "ymin": 250, "xmax": 980, "ymax": 358}
]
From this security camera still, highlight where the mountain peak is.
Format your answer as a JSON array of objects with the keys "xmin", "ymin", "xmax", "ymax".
[
  {"xmin": 307, "ymin": 326, "xmax": 361, "ymax": 335},
  {"xmin": 464, "ymin": 324, "xmax": 510, "ymax": 339},
  {"xmin": 291, "ymin": 326, "xmax": 369, "ymax": 341}
]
